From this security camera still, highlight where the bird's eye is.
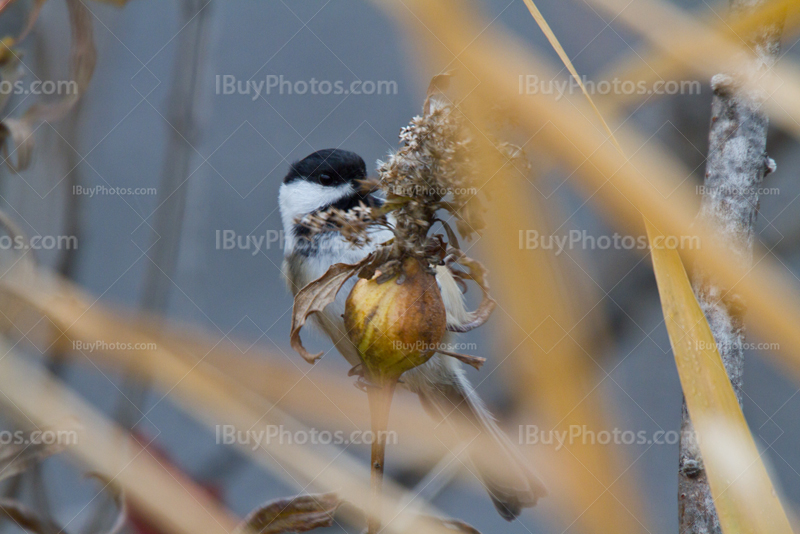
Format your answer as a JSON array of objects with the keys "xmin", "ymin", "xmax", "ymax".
[{"xmin": 318, "ymin": 173, "xmax": 334, "ymax": 186}]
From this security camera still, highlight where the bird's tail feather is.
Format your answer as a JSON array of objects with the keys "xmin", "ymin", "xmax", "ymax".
[{"xmin": 414, "ymin": 365, "xmax": 546, "ymax": 521}]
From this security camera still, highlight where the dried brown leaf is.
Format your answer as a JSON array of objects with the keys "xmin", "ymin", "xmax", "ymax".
[
  {"xmin": 290, "ymin": 247, "xmax": 395, "ymax": 363},
  {"xmin": 2, "ymin": 0, "xmax": 95, "ymax": 172},
  {"xmin": 0, "ymin": 442, "xmax": 65, "ymax": 482},
  {"xmin": 444, "ymin": 251, "xmax": 496, "ymax": 333},
  {"xmin": 86, "ymin": 473, "xmax": 127, "ymax": 534},
  {"xmin": 236, "ymin": 493, "xmax": 342, "ymax": 534},
  {"xmin": 0, "ymin": 499, "xmax": 63, "ymax": 534},
  {"xmin": 435, "ymin": 219, "xmax": 460, "ymax": 251},
  {"xmin": 18, "ymin": 0, "xmax": 48, "ymax": 41},
  {"xmin": 423, "ymin": 72, "xmax": 454, "ymax": 115},
  {"xmin": 0, "ymin": 118, "xmax": 34, "ymax": 172},
  {"xmin": 290, "ymin": 262, "xmax": 366, "ymax": 364},
  {"xmin": 0, "ymin": 37, "xmax": 16, "ymax": 66},
  {"xmin": 0, "ymin": 47, "xmax": 22, "ymax": 113}
]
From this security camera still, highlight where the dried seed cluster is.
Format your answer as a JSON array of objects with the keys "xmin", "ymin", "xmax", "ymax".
[
  {"xmin": 298, "ymin": 204, "xmax": 378, "ymax": 247},
  {"xmin": 300, "ymin": 89, "xmax": 525, "ymax": 267}
]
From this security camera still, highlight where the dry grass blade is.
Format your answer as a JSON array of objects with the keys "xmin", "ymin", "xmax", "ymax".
[
  {"xmin": 0, "ymin": 342, "xmax": 241, "ymax": 534},
  {"xmin": 0, "ymin": 442, "xmax": 65, "ymax": 482},
  {"xmin": 646, "ymin": 222, "xmax": 793, "ymax": 533},
  {"xmin": 598, "ymin": 0, "xmax": 800, "ymax": 112},
  {"xmin": 435, "ymin": 349, "xmax": 485, "ymax": 370},
  {"xmin": 519, "ymin": 3, "xmax": 794, "ymax": 531},
  {"xmin": 0, "ymin": 269, "xmax": 492, "ymax": 534},
  {"xmin": 374, "ymin": 0, "xmax": 800, "ymax": 396},
  {"xmin": 585, "ymin": 0, "xmax": 800, "ymax": 140},
  {"xmin": 520, "ymin": 0, "xmax": 622, "ymax": 154},
  {"xmin": 0, "ymin": 268, "xmax": 444, "ymax": 468},
  {"xmin": 477, "ymin": 157, "xmax": 649, "ymax": 533},
  {"xmin": 373, "ymin": 2, "xmax": 650, "ymax": 532},
  {"xmin": 236, "ymin": 493, "xmax": 341, "ymax": 534}
]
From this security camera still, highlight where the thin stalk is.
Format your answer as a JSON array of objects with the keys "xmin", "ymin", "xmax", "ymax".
[
  {"xmin": 681, "ymin": 1, "xmax": 783, "ymax": 531},
  {"xmin": 118, "ymin": 0, "xmax": 213, "ymax": 432},
  {"xmin": 366, "ymin": 378, "xmax": 396, "ymax": 534}
]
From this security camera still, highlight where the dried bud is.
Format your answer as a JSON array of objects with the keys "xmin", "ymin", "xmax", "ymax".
[{"xmin": 344, "ymin": 257, "xmax": 446, "ymax": 384}]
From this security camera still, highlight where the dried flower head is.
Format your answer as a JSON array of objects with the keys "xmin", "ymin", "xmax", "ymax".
[{"xmin": 299, "ymin": 76, "xmax": 525, "ymax": 269}]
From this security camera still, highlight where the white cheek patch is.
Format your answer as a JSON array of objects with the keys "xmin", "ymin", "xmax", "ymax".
[{"xmin": 279, "ymin": 180, "xmax": 355, "ymax": 252}]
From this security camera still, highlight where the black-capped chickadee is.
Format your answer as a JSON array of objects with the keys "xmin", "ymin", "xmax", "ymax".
[{"xmin": 280, "ymin": 148, "xmax": 545, "ymax": 521}]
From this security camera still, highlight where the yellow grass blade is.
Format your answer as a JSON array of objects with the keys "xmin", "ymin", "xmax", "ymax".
[
  {"xmin": 0, "ymin": 268, "xmax": 520, "ymax": 534},
  {"xmin": 477, "ymin": 165, "xmax": 650, "ymax": 533},
  {"xmin": 598, "ymin": 0, "xmax": 800, "ymax": 113},
  {"xmin": 517, "ymin": 3, "xmax": 793, "ymax": 531},
  {"xmin": 373, "ymin": 0, "xmax": 800, "ymax": 393},
  {"xmin": 520, "ymin": 2, "xmax": 795, "ymax": 529},
  {"xmin": 0, "ymin": 341, "xmax": 241, "ymax": 534},
  {"xmin": 520, "ymin": 0, "xmax": 622, "ymax": 154},
  {"xmin": 646, "ymin": 222, "xmax": 793, "ymax": 533},
  {"xmin": 522, "ymin": 1, "xmax": 795, "ymax": 527},
  {"xmin": 376, "ymin": 0, "xmax": 800, "ymax": 532},
  {"xmin": 585, "ymin": 0, "xmax": 800, "ymax": 141}
]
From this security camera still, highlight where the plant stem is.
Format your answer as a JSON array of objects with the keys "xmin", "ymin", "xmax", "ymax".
[
  {"xmin": 141, "ymin": 0, "xmax": 212, "ymax": 313},
  {"xmin": 117, "ymin": 0, "xmax": 213, "ymax": 432},
  {"xmin": 366, "ymin": 378, "xmax": 396, "ymax": 534},
  {"xmin": 681, "ymin": 2, "xmax": 782, "ymax": 532}
]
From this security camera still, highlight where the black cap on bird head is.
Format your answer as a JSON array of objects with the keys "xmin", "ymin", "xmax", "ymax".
[{"xmin": 284, "ymin": 149, "xmax": 367, "ymax": 188}]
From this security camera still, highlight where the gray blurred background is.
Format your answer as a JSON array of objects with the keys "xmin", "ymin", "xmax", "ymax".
[{"xmin": 1, "ymin": 0, "xmax": 800, "ymax": 533}]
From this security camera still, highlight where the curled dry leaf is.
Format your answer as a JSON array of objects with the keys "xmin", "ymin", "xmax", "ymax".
[
  {"xmin": 85, "ymin": 473, "xmax": 127, "ymax": 534},
  {"xmin": 443, "ymin": 250, "xmax": 496, "ymax": 333},
  {"xmin": 1, "ymin": 0, "xmax": 96, "ymax": 172},
  {"xmin": 290, "ymin": 261, "xmax": 370, "ymax": 364},
  {"xmin": 2, "ymin": 0, "xmax": 132, "ymax": 23},
  {"xmin": 0, "ymin": 117, "xmax": 34, "ymax": 172},
  {"xmin": 291, "ymin": 249, "xmax": 392, "ymax": 363},
  {"xmin": 0, "ymin": 441, "xmax": 65, "ymax": 482},
  {"xmin": 236, "ymin": 493, "xmax": 342, "ymax": 534},
  {"xmin": 0, "ymin": 498, "xmax": 63, "ymax": 534},
  {"xmin": 18, "ymin": 0, "xmax": 48, "ymax": 41},
  {"xmin": 0, "ymin": 50, "xmax": 22, "ymax": 114},
  {"xmin": 423, "ymin": 71, "xmax": 454, "ymax": 116}
]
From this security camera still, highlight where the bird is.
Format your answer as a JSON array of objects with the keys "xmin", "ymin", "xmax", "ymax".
[{"xmin": 279, "ymin": 148, "xmax": 546, "ymax": 521}]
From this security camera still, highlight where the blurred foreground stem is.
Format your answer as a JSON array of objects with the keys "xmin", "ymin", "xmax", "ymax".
[
  {"xmin": 121, "ymin": 0, "xmax": 212, "ymax": 430},
  {"xmin": 366, "ymin": 379, "xmax": 396, "ymax": 534},
  {"xmin": 681, "ymin": 1, "xmax": 783, "ymax": 531}
]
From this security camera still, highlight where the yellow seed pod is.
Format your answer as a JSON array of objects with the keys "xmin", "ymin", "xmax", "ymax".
[{"xmin": 344, "ymin": 256, "xmax": 446, "ymax": 384}]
